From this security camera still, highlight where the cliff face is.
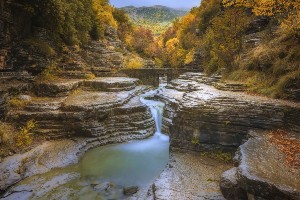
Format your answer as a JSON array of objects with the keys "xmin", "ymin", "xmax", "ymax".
[
  {"xmin": 0, "ymin": 1, "xmax": 34, "ymax": 68},
  {"xmin": 156, "ymin": 72, "xmax": 300, "ymax": 151},
  {"xmin": 0, "ymin": 77, "xmax": 155, "ymax": 191},
  {"xmin": 0, "ymin": 1, "xmax": 13, "ymax": 69},
  {"xmin": 0, "ymin": 1, "xmax": 129, "ymax": 75}
]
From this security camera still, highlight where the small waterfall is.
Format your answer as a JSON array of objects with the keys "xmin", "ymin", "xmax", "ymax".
[
  {"xmin": 140, "ymin": 94, "xmax": 168, "ymax": 140},
  {"xmin": 149, "ymin": 102, "xmax": 164, "ymax": 134}
]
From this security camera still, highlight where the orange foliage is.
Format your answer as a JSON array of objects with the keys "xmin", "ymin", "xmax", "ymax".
[{"xmin": 268, "ymin": 130, "xmax": 300, "ymax": 169}]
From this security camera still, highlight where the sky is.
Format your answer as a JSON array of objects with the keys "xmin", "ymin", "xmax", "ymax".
[{"xmin": 110, "ymin": 0, "xmax": 200, "ymax": 9}]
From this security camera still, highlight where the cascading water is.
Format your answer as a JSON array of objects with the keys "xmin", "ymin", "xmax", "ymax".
[
  {"xmin": 5, "ymin": 92, "xmax": 170, "ymax": 199},
  {"xmin": 150, "ymin": 102, "xmax": 164, "ymax": 133},
  {"xmin": 140, "ymin": 91, "xmax": 169, "ymax": 141}
]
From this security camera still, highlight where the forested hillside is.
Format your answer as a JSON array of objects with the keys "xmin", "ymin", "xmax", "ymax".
[
  {"xmin": 1, "ymin": 0, "xmax": 299, "ymax": 100},
  {"xmin": 0, "ymin": 0, "xmax": 162, "ymax": 73},
  {"xmin": 121, "ymin": 6, "xmax": 187, "ymax": 36},
  {"xmin": 157, "ymin": 0, "xmax": 300, "ymax": 100}
]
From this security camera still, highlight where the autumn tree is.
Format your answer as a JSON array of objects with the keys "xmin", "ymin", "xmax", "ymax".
[
  {"xmin": 222, "ymin": 0, "xmax": 300, "ymax": 36},
  {"xmin": 195, "ymin": 0, "xmax": 222, "ymax": 34},
  {"xmin": 92, "ymin": 0, "xmax": 117, "ymax": 40},
  {"xmin": 203, "ymin": 8, "xmax": 253, "ymax": 74}
]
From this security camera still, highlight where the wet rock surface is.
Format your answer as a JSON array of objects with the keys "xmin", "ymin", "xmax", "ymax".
[
  {"xmin": 123, "ymin": 186, "xmax": 139, "ymax": 196},
  {"xmin": 0, "ymin": 76, "xmax": 155, "ymax": 191},
  {"xmin": 0, "ymin": 139, "xmax": 86, "ymax": 191},
  {"xmin": 147, "ymin": 150, "xmax": 233, "ymax": 200},
  {"xmin": 156, "ymin": 72, "xmax": 300, "ymax": 151},
  {"xmin": 220, "ymin": 167, "xmax": 247, "ymax": 200},
  {"xmin": 221, "ymin": 132, "xmax": 300, "ymax": 200}
]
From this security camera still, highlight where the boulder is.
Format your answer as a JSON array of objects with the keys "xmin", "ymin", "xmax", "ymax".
[
  {"xmin": 221, "ymin": 132, "xmax": 300, "ymax": 200},
  {"xmin": 220, "ymin": 167, "xmax": 247, "ymax": 200},
  {"xmin": 123, "ymin": 186, "xmax": 139, "ymax": 196}
]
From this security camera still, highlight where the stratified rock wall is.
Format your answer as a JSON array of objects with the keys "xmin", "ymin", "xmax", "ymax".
[
  {"xmin": 0, "ymin": 77, "xmax": 155, "ymax": 191},
  {"xmin": 157, "ymin": 73, "xmax": 300, "ymax": 151},
  {"xmin": 6, "ymin": 77, "xmax": 154, "ymax": 139}
]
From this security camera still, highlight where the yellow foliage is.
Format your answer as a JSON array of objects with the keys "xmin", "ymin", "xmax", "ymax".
[
  {"xmin": 166, "ymin": 38, "xmax": 179, "ymax": 53},
  {"xmin": 124, "ymin": 56, "xmax": 144, "ymax": 69},
  {"xmin": 154, "ymin": 58, "xmax": 164, "ymax": 68},
  {"xmin": 222, "ymin": 0, "xmax": 300, "ymax": 35},
  {"xmin": 36, "ymin": 63, "xmax": 61, "ymax": 82},
  {"xmin": 8, "ymin": 97, "xmax": 31, "ymax": 109},
  {"xmin": 184, "ymin": 49, "xmax": 195, "ymax": 65},
  {"xmin": 92, "ymin": 0, "xmax": 117, "ymax": 28},
  {"xmin": 84, "ymin": 73, "xmax": 96, "ymax": 80},
  {"xmin": 16, "ymin": 120, "xmax": 37, "ymax": 148}
]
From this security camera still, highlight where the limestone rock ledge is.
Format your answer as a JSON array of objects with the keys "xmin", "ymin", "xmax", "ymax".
[
  {"xmin": 0, "ymin": 77, "xmax": 155, "ymax": 191},
  {"xmin": 146, "ymin": 151, "xmax": 233, "ymax": 200},
  {"xmin": 220, "ymin": 132, "xmax": 300, "ymax": 200},
  {"xmin": 156, "ymin": 72, "xmax": 300, "ymax": 151}
]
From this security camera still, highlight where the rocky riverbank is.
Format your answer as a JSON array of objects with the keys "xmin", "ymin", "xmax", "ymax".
[
  {"xmin": 0, "ymin": 76, "xmax": 155, "ymax": 192},
  {"xmin": 155, "ymin": 72, "xmax": 300, "ymax": 152},
  {"xmin": 151, "ymin": 72, "xmax": 300, "ymax": 199},
  {"xmin": 147, "ymin": 150, "xmax": 233, "ymax": 200},
  {"xmin": 0, "ymin": 71, "xmax": 299, "ymax": 199}
]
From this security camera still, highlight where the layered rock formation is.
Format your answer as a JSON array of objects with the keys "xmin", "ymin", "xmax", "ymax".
[
  {"xmin": 0, "ymin": 76, "xmax": 155, "ymax": 191},
  {"xmin": 156, "ymin": 72, "xmax": 300, "ymax": 151},
  {"xmin": 220, "ymin": 132, "xmax": 300, "ymax": 200}
]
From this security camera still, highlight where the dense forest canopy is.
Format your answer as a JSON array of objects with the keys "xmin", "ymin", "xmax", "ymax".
[
  {"xmin": 3, "ymin": 0, "xmax": 299, "ymax": 99},
  {"xmin": 15, "ymin": 0, "xmax": 124, "ymax": 45},
  {"xmin": 154, "ymin": 0, "xmax": 300, "ymax": 99}
]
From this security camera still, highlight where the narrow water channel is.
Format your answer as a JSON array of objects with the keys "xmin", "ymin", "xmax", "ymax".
[
  {"xmin": 4, "ymin": 94, "xmax": 170, "ymax": 200},
  {"xmin": 80, "ymin": 97, "xmax": 169, "ymax": 188}
]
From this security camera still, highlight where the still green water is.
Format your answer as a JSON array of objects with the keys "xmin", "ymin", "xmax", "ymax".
[
  {"xmin": 4, "ymin": 99, "xmax": 169, "ymax": 199},
  {"xmin": 80, "ymin": 133, "xmax": 169, "ymax": 188}
]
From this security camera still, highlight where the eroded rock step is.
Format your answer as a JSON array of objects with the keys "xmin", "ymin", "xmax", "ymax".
[
  {"xmin": 156, "ymin": 72, "xmax": 300, "ymax": 152},
  {"xmin": 1, "ymin": 77, "xmax": 155, "ymax": 191}
]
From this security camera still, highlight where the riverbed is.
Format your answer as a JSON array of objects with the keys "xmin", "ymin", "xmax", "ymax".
[{"xmin": 2, "ymin": 97, "xmax": 170, "ymax": 200}]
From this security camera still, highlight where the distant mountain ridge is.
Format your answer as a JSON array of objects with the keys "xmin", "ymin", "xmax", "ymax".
[{"xmin": 121, "ymin": 5, "xmax": 188, "ymax": 35}]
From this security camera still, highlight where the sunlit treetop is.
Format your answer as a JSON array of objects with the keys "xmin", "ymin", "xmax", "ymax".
[
  {"xmin": 222, "ymin": 0, "xmax": 299, "ymax": 16},
  {"xmin": 222, "ymin": 0, "xmax": 300, "ymax": 34}
]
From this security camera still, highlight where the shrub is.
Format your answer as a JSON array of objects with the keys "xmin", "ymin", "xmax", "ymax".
[
  {"xmin": 0, "ymin": 123, "xmax": 16, "ymax": 145},
  {"xmin": 16, "ymin": 120, "xmax": 37, "ymax": 148},
  {"xmin": 84, "ymin": 73, "xmax": 96, "ymax": 80},
  {"xmin": 8, "ymin": 97, "xmax": 31, "ymax": 109},
  {"xmin": 191, "ymin": 137, "xmax": 200, "ymax": 145},
  {"xmin": 154, "ymin": 58, "xmax": 164, "ymax": 68},
  {"xmin": 124, "ymin": 56, "xmax": 144, "ymax": 69},
  {"xmin": 36, "ymin": 63, "xmax": 61, "ymax": 82},
  {"xmin": 22, "ymin": 38, "xmax": 56, "ymax": 57}
]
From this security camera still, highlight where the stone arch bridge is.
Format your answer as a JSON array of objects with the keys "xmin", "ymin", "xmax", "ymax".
[{"xmin": 120, "ymin": 68, "xmax": 201, "ymax": 87}]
